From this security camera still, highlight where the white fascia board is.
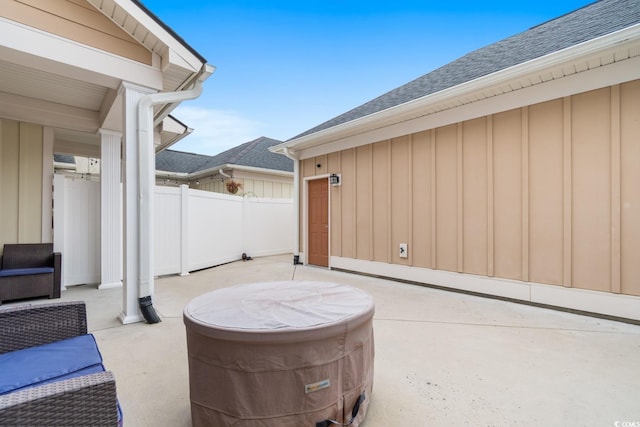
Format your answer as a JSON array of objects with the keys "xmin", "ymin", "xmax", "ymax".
[
  {"xmin": 0, "ymin": 18, "xmax": 163, "ymax": 90},
  {"xmin": 110, "ymin": 0, "xmax": 205, "ymax": 72},
  {"xmin": 273, "ymin": 24, "xmax": 640, "ymax": 157}
]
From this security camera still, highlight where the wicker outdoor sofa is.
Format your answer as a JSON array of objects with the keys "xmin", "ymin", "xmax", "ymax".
[
  {"xmin": 0, "ymin": 301, "xmax": 121, "ymax": 426},
  {"xmin": 0, "ymin": 243, "xmax": 61, "ymax": 305}
]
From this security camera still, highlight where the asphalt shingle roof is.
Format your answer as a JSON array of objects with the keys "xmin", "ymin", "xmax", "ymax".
[
  {"xmin": 291, "ymin": 0, "xmax": 640, "ymax": 140},
  {"xmin": 156, "ymin": 137, "xmax": 292, "ymax": 174}
]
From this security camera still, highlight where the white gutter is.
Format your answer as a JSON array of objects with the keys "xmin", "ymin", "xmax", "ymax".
[
  {"xmin": 188, "ymin": 163, "xmax": 294, "ymax": 180},
  {"xmin": 136, "ymin": 64, "xmax": 214, "ymax": 322},
  {"xmin": 282, "ymin": 147, "xmax": 300, "ymax": 264},
  {"xmin": 218, "ymin": 168, "xmax": 231, "ymax": 178}
]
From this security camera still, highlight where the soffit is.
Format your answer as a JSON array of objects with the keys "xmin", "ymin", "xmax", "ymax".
[{"xmin": 0, "ymin": 59, "xmax": 107, "ymax": 111}]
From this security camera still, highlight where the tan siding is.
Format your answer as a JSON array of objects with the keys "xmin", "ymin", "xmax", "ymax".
[
  {"xmin": 0, "ymin": 119, "xmax": 44, "ymax": 248},
  {"xmin": 372, "ymin": 140, "xmax": 390, "ymax": 262},
  {"xmin": 263, "ymin": 181, "xmax": 273, "ymax": 198},
  {"xmin": 528, "ymin": 100, "xmax": 564, "ymax": 285},
  {"xmin": 355, "ymin": 146, "xmax": 372, "ymax": 260},
  {"xmin": 435, "ymin": 125, "xmax": 458, "ymax": 272},
  {"xmin": 411, "ymin": 131, "xmax": 432, "ymax": 268},
  {"xmin": 493, "ymin": 110, "xmax": 522, "ymax": 280},
  {"xmin": 302, "ymin": 158, "xmax": 315, "ymax": 178},
  {"xmin": 0, "ymin": 120, "xmax": 20, "ymax": 246},
  {"xmin": 391, "ymin": 136, "xmax": 410, "ymax": 265},
  {"xmin": 18, "ymin": 123, "xmax": 43, "ymax": 242},
  {"xmin": 462, "ymin": 118, "xmax": 488, "ymax": 276},
  {"xmin": 572, "ymin": 88, "xmax": 611, "ymax": 292},
  {"xmin": 620, "ymin": 80, "xmax": 640, "ymax": 296},
  {"xmin": 340, "ymin": 149, "xmax": 356, "ymax": 258},
  {"xmin": 3, "ymin": 0, "xmax": 151, "ymax": 65},
  {"xmin": 315, "ymin": 80, "xmax": 639, "ymax": 296},
  {"xmin": 328, "ymin": 152, "xmax": 342, "ymax": 256},
  {"xmin": 315, "ymin": 155, "xmax": 329, "ymax": 176}
]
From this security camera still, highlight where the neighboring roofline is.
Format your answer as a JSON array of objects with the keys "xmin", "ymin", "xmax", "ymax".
[
  {"xmin": 130, "ymin": 0, "xmax": 207, "ymax": 63},
  {"xmin": 272, "ymin": 24, "xmax": 640, "ymax": 156},
  {"xmin": 155, "ymin": 163, "xmax": 293, "ymax": 180}
]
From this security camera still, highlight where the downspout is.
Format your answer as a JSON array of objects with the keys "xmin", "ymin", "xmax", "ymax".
[
  {"xmin": 218, "ymin": 168, "xmax": 231, "ymax": 178},
  {"xmin": 282, "ymin": 147, "xmax": 301, "ymax": 265},
  {"xmin": 136, "ymin": 66, "xmax": 214, "ymax": 323}
]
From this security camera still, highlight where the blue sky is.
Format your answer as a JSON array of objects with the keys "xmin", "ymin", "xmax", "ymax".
[{"xmin": 143, "ymin": 0, "xmax": 592, "ymax": 155}]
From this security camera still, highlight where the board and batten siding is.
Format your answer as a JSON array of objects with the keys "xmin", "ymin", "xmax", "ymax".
[
  {"xmin": 1, "ymin": 0, "xmax": 151, "ymax": 65},
  {"xmin": 300, "ymin": 81, "xmax": 640, "ymax": 297},
  {"xmin": 192, "ymin": 171, "xmax": 293, "ymax": 199},
  {"xmin": 0, "ymin": 119, "xmax": 45, "ymax": 248}
]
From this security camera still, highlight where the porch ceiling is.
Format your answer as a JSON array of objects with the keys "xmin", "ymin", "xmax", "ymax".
[{"xmin": 0, "ymin": 59, "xmax": 108, "ymax": 112}]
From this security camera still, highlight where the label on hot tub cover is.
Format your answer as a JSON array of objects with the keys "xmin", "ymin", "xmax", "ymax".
[{"xmin": 305, "ymin": 379, "xmax": 330, "ymax": 394}]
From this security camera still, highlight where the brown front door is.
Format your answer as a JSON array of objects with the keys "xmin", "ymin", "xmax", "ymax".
[{"xmin": 308, "ymin": 178, "xmax": 329, "ymax": 267}]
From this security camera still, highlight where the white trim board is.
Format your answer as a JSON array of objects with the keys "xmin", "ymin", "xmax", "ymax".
[{"xmin": 330, "ymin": 256, "xmax": 640, "ymax": 323}]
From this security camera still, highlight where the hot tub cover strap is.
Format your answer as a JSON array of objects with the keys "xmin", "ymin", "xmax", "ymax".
[{"xmin": 315, "ymin": 392, "xmax": 366, "ymax": 427}]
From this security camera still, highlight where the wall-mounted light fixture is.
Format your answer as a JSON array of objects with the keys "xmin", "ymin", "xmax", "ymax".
[{"xmin": 329, "ymin": 173, "xmax": 341, "ymax": 186}]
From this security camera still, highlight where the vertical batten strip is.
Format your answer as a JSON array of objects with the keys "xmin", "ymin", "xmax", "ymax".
[
  {"xmin": 352, "ymin": 148, "xmax": 357, "ymax": 259},
  {"xmin": 430, "ymin": 130, "xmax": 437, "ymax": 269},
  {"xmin": 369, "ymin": 145, "xmax": 374, "ymax": 261},
  {"xmin": 610, "ymin": 85, "xmax": 621, "ymax": 293},
  {"xmin": 457, "ymin": 123, "xmax": 464, "ymax": 272},
  {"xmin": 521, "ymin": 107, "xmax": 530, "ymax": 282},
  {"xmin": 387, "ymin": 140, "xmax": 392, "ymax": 263},
  {"xmin": 563, "ymin": 97, "xmax": 573, "ymax": 287},
  {"xmin": 408, "ymin": 135, "xmax": 414, "ymax": 265},
  {"xmin": 332, "ymin": 152, "xmax": 344, "ymax": 256},
  {"xmin": 487, "ymin": 116, "xmax": 494, "ymax": 277}
]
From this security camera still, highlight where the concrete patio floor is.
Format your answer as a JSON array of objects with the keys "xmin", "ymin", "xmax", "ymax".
[{"xmin": 59, "ymin": 254, "xmax": 640, "ymax": 426}]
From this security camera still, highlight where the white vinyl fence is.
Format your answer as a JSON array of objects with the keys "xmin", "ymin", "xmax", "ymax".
[
  {"xmin": 155, "ymin": 186, "xmax": 294, "ymax": 276},
  {"xmin": 55, "ymin": 177, "xmax": 293, "ymax": 285}
]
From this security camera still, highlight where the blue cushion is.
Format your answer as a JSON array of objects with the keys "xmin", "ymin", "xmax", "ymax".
[
  {"xmin": 0, "ymin": 267, "xmax": 54, "ymax": 277},
  {"xmin": 0, "ymin": 334, "xmax": 103, "ymax": 395}
]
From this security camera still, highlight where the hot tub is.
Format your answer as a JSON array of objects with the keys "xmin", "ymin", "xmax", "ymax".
[{"xmin": 183, "ymin": 281, "xmax": 375, "ymax": 427}]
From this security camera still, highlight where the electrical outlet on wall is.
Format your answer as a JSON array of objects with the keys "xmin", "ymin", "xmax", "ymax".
[{"xmin": 399, "ymin": 243, "xmax": 408, "ymax": 258}]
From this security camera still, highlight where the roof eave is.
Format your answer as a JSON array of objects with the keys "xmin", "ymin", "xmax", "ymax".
[
  {"xmin": 190, "ymin": 163, "xmax": 293, "ymax": 179},
  {"xmin": 272, "ymin": 24, "xmax": 640, "ymax": 156}
]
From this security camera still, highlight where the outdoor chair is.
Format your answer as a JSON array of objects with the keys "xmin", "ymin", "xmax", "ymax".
[{"xmin": 0, "ymin": 301, "xmax": 121, "ymax": 426}]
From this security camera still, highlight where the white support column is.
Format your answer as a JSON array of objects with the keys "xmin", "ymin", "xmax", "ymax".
[
  {"xmin": 99, "ymin": 128, "xmax": 123, "ymax": 290},
  {"xmin": 119, "ymin": 82, "xmax": 155, "ymax": 324}
]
